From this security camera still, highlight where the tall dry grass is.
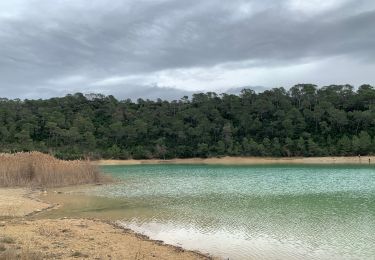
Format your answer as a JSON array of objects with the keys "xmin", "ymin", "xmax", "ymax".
[{"xmin": 0, "ymin": 152, "xmax": 105, "ymax": 188}]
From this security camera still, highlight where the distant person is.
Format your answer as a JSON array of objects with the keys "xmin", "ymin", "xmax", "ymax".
[{"xmin": 369, "ymin": 158, "xmax": 371, "ymax": 164}]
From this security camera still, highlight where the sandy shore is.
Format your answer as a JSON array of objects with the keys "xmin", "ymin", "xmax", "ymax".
[
  {"xmin": 0, "ymin": 189, "xmax": 51, "ymax": 218},
  {"xmin": 0, "ymin": 189, "xmax": 211, "ymax": 260},
  {"xmin": 96, "ymin": 156, "xmax": 375, "ymax": 166}
]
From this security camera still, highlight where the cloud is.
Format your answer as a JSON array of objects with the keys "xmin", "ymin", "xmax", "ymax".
[
  {"xmin": 0, "ymin": 0, "xmax": 374, "ymax": 99},
  {"xmin": 101, "ymin": 85, "xmax": 197, "ymax": 101}
]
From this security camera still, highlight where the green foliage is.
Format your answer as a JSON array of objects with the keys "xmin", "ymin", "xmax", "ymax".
[
  {"xmin": 337, "ymin": 135, "xmax": 351, "ymax": 155},
  {"xmin": 0, "ymin": 84, "xmax": 375, "ymax": 159}
]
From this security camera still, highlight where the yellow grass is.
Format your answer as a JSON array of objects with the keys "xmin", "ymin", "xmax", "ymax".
[{"xmin": 0, "ymin": 152, "xmax": 105, "ymax": 188}]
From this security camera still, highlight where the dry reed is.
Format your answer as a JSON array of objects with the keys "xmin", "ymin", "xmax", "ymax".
[{"xmin": 0, "ymin": 152, "xmax": 105, "ymax": 188}]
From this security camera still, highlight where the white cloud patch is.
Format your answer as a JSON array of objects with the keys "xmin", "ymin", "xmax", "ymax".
[{"xmin": 287, "ymin": 0, "xmax": 346, "ymax": 14}]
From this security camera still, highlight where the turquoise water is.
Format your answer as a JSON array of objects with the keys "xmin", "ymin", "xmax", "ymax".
[{"xmin": 93, "ymin": 164, "xmax": 375, "ymax": 260}]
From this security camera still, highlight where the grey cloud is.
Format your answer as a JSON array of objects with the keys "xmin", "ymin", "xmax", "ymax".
[
  {"xmin": 102, "ymin": 85, "xmax": 198, "ymax": 101},
  {"xmin": 226, "ymin": 86, "xmax": 269, "ymax": 95},
  {"xmin": 0, "ymin": 0, "xmax": 374, "ymax": 98},
  {"xmin": 111, "ymin": 85, "xmax": 269, "ymax": 101}
]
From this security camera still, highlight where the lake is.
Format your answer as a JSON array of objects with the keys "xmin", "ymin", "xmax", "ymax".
[{"xmin": 41, "ymin": 164, "xmax": 375, "ymax": 259}]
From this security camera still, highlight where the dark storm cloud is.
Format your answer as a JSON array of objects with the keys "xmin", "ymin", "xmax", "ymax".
[{"xmin": 0, "ymin": 0, "xmax": 374, "ymax": 99}]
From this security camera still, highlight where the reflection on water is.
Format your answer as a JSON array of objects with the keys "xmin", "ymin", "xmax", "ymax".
[{"xmin": 39, "ymin": 164, "xmax": 375, "ymax": 260}]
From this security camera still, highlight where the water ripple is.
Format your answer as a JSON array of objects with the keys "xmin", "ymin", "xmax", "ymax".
[{"xmin": 91, "ymin": 164, "xmax": 375, "ymax": 260}]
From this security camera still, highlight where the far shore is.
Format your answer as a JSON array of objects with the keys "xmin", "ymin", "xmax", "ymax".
[{"xmin": 95, "ymin": 156, "xmax": 375, "ymax": 166}]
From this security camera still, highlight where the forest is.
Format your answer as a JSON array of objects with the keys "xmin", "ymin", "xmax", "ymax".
[{"xmin": 0, "ymin": 84, "xmax": 374, "ymax": 159}]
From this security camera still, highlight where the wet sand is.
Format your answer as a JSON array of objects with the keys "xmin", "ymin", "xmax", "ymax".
[
  {"xmin": 0, "ymin": 188, "xmax": 212, "ymax": 260},
  {"xmin": 96, "ymin": 156, "xmax": 375, "ymax": 166}
]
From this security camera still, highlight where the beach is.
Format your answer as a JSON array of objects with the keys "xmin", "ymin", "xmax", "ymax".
[
  {"xmin": 96, "ymin": 156, "xmax": 375, "ymax": 166},
  {"xmin": 0, "ymin": 188, "xmax": 211, "ymax": 260}
]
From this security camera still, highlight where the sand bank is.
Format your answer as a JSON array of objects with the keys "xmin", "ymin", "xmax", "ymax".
[
  {"xmin": 96, "ymin": 156, "xmax": 375, "ymax": 166},
  {"xmin": 0, "ymin": 189, "xmax": 211, "ymax": 259},
  {"xmin": 0, "ymin": 189, "xmax": 50, "ymax": 218}
]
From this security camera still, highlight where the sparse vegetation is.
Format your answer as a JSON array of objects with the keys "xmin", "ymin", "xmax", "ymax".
[
  {"xmin": 71, "ymin": 251, "xmax": 88, "ymax": 258},
  {"xmin": 0, "ymin": 237, "xmax": 14, "ymax": 244},
  {"xmin": 0, "ymin": 248, "xmax": 42, "ymax": 260},
  {"xmin": 0, "ymin": 152, "xmax": 108, "ymax": 188}
]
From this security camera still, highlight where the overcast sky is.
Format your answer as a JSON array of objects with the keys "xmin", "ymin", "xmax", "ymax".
[{"xmin": 0, "ymin": 0, "xmax": 374, "ymax": 100}]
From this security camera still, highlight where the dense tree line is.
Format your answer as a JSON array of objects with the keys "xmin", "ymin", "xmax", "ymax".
[{"xmin": 1, "ymin": 84, "xmax": 375, "ymax": 159}]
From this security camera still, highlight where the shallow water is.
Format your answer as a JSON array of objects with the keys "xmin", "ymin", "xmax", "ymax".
[{"xmin": 40, "ymin": 164, "xmax": 375, "ymax": 259}]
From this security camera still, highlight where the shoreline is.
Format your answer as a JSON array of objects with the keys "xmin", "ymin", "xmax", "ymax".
[
  {"xmin": 95, "ymin": 156, "xmax": 375, "ymax": 166},
  {"xmin": 0, "ymin": 188, "xmax": 212, "ymax": 259}
]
